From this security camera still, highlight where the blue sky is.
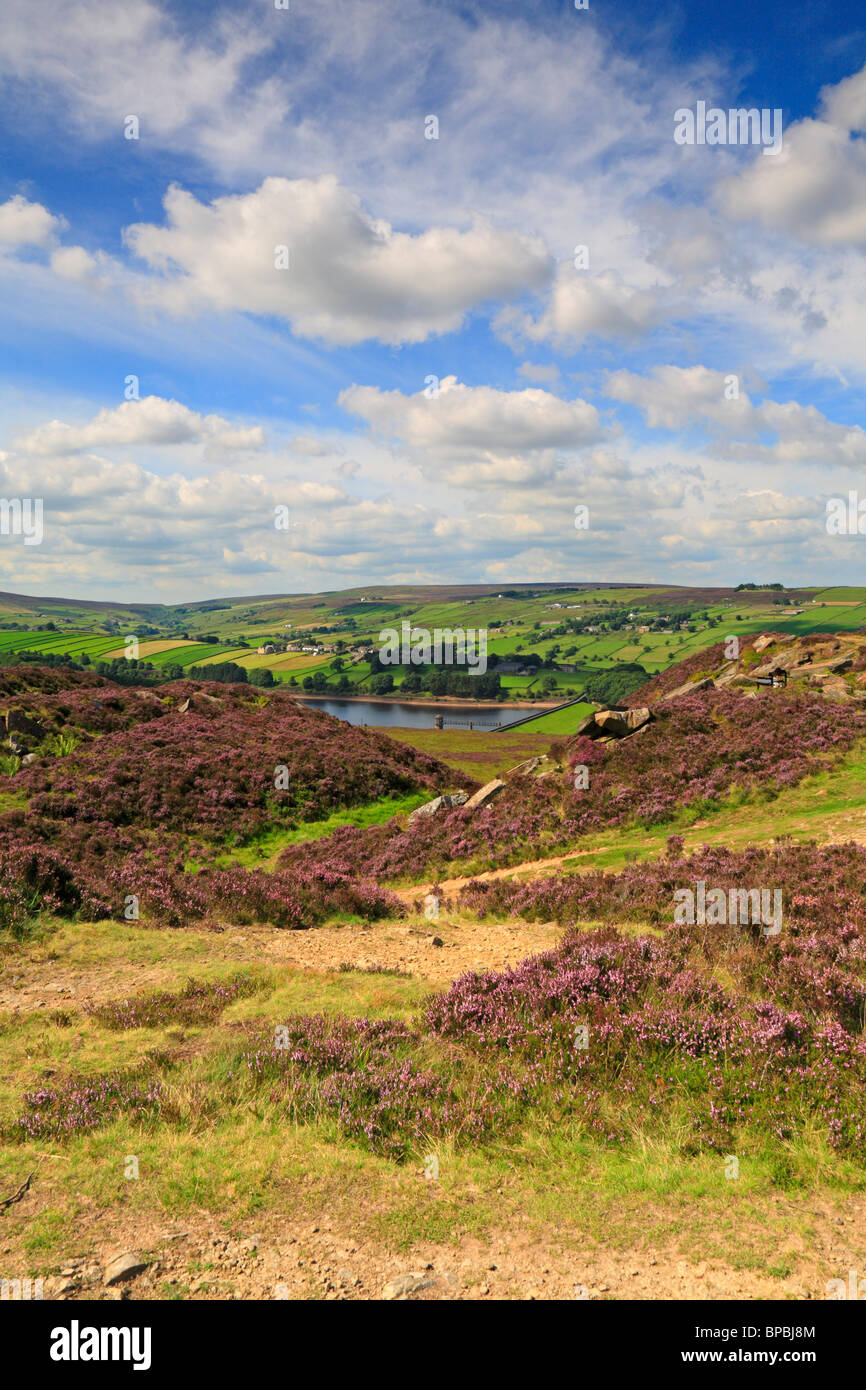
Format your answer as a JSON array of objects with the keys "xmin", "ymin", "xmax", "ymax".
[{"xmin": 0, "ymin": 0, "xmax": 865, "ymax": 599}]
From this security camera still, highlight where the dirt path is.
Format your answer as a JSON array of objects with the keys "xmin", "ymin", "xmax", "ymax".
[
  {"xmin": 390, "ymin": 846, "xmax": 597, "ymax": 907},
  {"xmin": 23, "ymin": 1194, "xmax": 862, "ymax": 1302}
]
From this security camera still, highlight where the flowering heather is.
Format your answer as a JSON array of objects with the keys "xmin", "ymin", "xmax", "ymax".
[
  {"xmin": 0, "ymin": 811, "xmax": 405, "ymax": 930},
  {"xmin": 239, "ymin": 1013, "xmax": 526, "ymax": 1160},
  {"xmin": 424, "ymin": 919, "xmax": 866, "ymax": 1158},
  {"xmin": 12, "ymin": 686, "xmax": 449, "ymax": 841},
  {"xmin": 281, "ymin": 688, "xmax": 866, "ymax": 881},
  {"xmin": 458, "ymin": 840, "xmax": 866, "ymax": 1029},
  {"xmin": 15, "ymin": 1070, "xmax": 164, "ymax": 1142},
  {"xmin": 85, "ymin": 972, "xmax": 261, "ymax": 1029}
]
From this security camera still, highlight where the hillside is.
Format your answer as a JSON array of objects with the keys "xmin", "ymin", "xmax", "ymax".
[{"xmin": 0, "ymin": 656, "xmax": 864, "ymax": 1304}]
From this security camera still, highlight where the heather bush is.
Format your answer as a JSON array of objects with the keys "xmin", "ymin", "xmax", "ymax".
[
  {"xmin": 15, "ymin": 1070, "xmax": 165, "ymax": 1141},
  {"xmin": 14, "ymin": 689, "xmax": 448, "ymax": 841},
  {"xmin": 85, "ymin": 972, "xmax": 262, "ymax": 1029}
]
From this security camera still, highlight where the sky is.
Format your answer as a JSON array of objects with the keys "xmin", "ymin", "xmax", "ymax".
[{"xmin": 0, "ymin": 0, "xmax": 865, "ymax": 601}]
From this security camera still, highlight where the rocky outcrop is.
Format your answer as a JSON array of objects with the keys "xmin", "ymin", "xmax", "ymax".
[
  {"xmin": 464, "ymin": 778, "xmax": 506, "ymax": 810},
  {"xmin": 409, "ymin": 791, "xmax": 469, "ymax": 823},
  {"xmin": 657, "ymin": 677, "xmax": 714, "ymax": 704},
  {"xmin": 503, "ymin": 755, "xmax": 548, "ymax": 779},
  {"xmin": 577, "ymin": 707, "xmax": 654, "ymax": 739}
]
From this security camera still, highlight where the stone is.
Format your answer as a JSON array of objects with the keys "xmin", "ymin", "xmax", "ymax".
[
  {"xmin": 464, "ymin": 778, "xmax": 505, "ymax": 810},
  {"xmin": 382, "ymin": 1272, "xmax": 436, "ymax": 1300},
  {"xmin": 752, "ymin": 635, "xmax": 775, "ymax": 653},
  {"xmin": 408, "ymin": 791, "xmax": 468, "ymax": 823},
  {"xmin": 178, "ymin": 699, "xmax": 191, "ymax": 713},
  {"xmin": 574, "ymin": 714, "xmax": 600, "ymax": 737},
  {"xmin": 625, "ymin": 707, "xmax": 652, "ymax": 732},
  {"xmin": 504, "ymin": 756, "xmax": 545, "ymax": 778},
  {"xmin": 594, "ymin": 710, "xmax": 630, "ymax": 737},
  {"xmin": 103, "ymin": 1251, "xmax": 147, "ymax": 1286},
  {"xmin": 20, "ymin": 753, "xmax": 37, "ymax": 765}
]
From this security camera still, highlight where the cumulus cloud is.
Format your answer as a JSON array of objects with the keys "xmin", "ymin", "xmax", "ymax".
[
  {"xmin": 124, "ymin": 177, "xmax": 552, "ymax": 346},
  {"xmin": 606, "ymin": 365, "xmax": 866, "ymax": 468},
  {"xmin": 0, "ymin": 195, "xmax": 63, "ymax": 247},
  {"xmin": 340, "ymin": 376, "xmax": 605, "ymax": 453},
  {"xmin": 716, "ymin": 63, "xmax": 866, "ymax": 246},
  {"xmin": 14, "ymin": 396, "xmax": 265, "ymax": 455},
  {"xmin": 496, "ymin": 267, "xmax": 662, "ymax": 349}
]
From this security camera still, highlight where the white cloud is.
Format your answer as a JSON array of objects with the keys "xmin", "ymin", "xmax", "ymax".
[
  {"xmin": 717, "ymin": 63, "xmax": 866, "ymax": 247},
  {"xmin": 606, "ymin": 364, "xmax": 866, "ymax": 468},
  {"xmin": 14, "ymin": 396, "xmax": 265, "ymax": 455},
  {"xmin": 340, "ymin": 376, "xmax": 605, "ymax": 453},
  {"xmin": 497, "ymin": 267, "xmax": 662, "ymax": 349},
  {"xmin": 0, "ymin": 195, "xmax": 62, "ymax": 247},
  {"xmin": 124, "ymin": 177, "xmax": 552, "ymax": 346}
]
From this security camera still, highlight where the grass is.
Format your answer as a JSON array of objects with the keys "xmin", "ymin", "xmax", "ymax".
[
  {"xmin": 1, "ymin": 938, "xmax": 861, "ymax": 1281},
  {"xmin": 211, "ymin": 790, "xmax": 433, "ymax": 869},
  {"xmin": 381, "ymin": 726, "xmax": 555, "ymax": 781},
  {"xmin": 509, "ymin": 701, "xmax": 595, "ymax": 734}
]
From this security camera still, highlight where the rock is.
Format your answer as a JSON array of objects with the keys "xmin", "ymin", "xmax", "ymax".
[
  {"xmin": 752, "ymin": 635, "xmax": 775, "ymax": 653},
  {"xmin": 20, "ymin": 753, "xmax": 37, "ymax": 765},
  {"xmin": 43, "ymin": 1275, "xmax": 77, "ymax": 1297},
  {"xmin": 408, "ymin": 791, "xmax": 468, "ymax": 823},
  {"xmin": 382, "ymin": 1272, "xmax": 436, "ymax": 1300},
  {"xmin": 594, "ymin": 710, "xmax": 630, "ymax": 738},
  {"xmin": 4, "ymin": 710, "xmax": 48, "ymax": 739},
  {"xmin": 178, "ymin": 699, "xmax": 191, "ymax": 713},
  {"xmin": 658, "ymin": 676, "xmax": 713, "ymax": 703},
  {"xmin": 625, "ymin": 707, "xmax": 652, "ymax": 732},
  {"xmin": 574, "ymin": 714, "xmax": 600, "ymax": 738},
  {"xmin": 103, "ymin": 1251, "xmax": 147, "ymax": 1286},
  {"xmin": 504, "ymin": 756, "xmax": 546, "ymax": 778},
  {"xmin": 464, "ymin": 778, "xmax": 505, "ymax": 810},
  {"xmin": 826, "ymin": 655, "xmax": 853, "ymax": 672}
]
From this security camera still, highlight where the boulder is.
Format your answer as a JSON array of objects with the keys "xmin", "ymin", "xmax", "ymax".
[
  {"xmin": 103, "ymin": 1251, "xmax": 147, "ymax": 1286},
  {"xmin": 408, "ymin": 791, "xmax": 469, "ymax": 823},
  {"xmin": 594, "ymin": 710, "xmax": 630, "ymax": 738},
  {"xmin": 625, "ymin": 707, "xmax": 653, "ymax": 732},
  {"xmin": 574, "ymin": 713, "xmax": 600, "ymax": 737},
  {"xmin": 464, "ymin": 778, "xmax": 506, "ymax": 810},
  {"xmin": 753, "ymin": 635, "xmax": 775, "ymax": 653}
]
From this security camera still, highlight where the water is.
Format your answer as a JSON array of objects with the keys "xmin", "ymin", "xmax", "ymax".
[{"xmin": 297, "ymin": 698, "xmax": 529, "ymax": 730}]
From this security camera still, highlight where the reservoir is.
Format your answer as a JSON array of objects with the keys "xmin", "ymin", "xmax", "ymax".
[{"xmin": 297, "ymin": 698, "xmax": 535, "ymax": 730}]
